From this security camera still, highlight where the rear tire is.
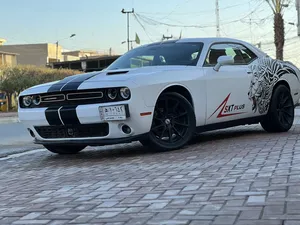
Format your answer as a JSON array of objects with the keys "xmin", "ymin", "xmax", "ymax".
[
  {"xmin": 146, "ymin": 92, "xmax": 196, "ymax": 151},
  {"xmin": 44, "ymin": 145, "xmax": 86, "ymax": 155},
  {"xmin": 260, "ymin": 84, "xmax": 294, "ymax": 132}
]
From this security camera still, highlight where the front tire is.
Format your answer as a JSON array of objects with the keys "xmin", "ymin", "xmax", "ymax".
[
  {"xmin": 146, "ymin": 92, "xmax": 196, "ymax": 151},
  {"xmin": 260, "ymin": 84, "xmax": 294, "ymax": 132},
  {"xmin": 43, "ymin": 145, "xmax": 86, "ymax": 155}
]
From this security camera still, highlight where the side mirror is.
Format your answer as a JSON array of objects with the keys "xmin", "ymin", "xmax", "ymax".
[{"xmin": 213, "ymin": 55, "xmax": 234, "ymax": 71}]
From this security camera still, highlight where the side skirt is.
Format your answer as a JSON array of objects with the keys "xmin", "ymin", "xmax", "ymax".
[{"xmin": 195, "ymin": 116, "xmax": 264, "ymax": 134}]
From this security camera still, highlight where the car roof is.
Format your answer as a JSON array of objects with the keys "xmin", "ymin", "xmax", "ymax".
[
  {"xmin": 147, "ymin": 37, "xmax": 248, "ymax": 45},
  {"xmin": 142, "ymin": 37, "xmax": 267, "ymax": 57}
]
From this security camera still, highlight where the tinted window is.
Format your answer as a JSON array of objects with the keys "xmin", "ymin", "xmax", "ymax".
[
  {"xmin": 107, "ymin": 42, "xmax": 204, "ymax": 70},
  {"xmin": 205, "ymin": 43, "xmax": 257, "ymax": 66}
]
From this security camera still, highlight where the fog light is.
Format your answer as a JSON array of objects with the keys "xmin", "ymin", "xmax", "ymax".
[
  {"xmin": 121, "ymin": 124, "xmax": 132, "ymax": 134},
  {"xmin": 27, "ymin": 128, "xmax": 35, "ymax": 138}
]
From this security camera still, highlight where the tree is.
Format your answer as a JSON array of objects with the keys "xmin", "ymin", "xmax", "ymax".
[
  {"xmin": 0, "ymin": 65, "xmax": 80, "ymax": 110},
  {"xmin": 265, "ymin": 0, "xmax": 291, "ymax": 60}
]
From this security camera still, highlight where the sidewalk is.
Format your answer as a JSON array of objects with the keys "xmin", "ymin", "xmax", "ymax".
[
  {"xmin": 0, "ymin": 112, "xmax": 18, "ymax": 118},
  {"xmin": 0, "ymin": 112, "xmax": 19, "ymax": 123}
]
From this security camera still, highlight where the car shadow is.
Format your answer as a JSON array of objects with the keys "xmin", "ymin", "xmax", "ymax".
[{"xmin": 37, "ymin": 126, "xmax": 269, "ymax": 167}]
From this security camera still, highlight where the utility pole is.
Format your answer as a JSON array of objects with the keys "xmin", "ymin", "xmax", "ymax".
[
  {"xmin": 296, "ymin": 0, "xmax": 300, "ymax": 36},
  {"xmin": 162, "ymin": 34, "xmax": 173, "ymax": 40},
  {"xmin": 56, "ymin": 41, "xmax": 59, "ymax": 61},
  {"xmin": 121, "ymin": 8, "xmax": 134, "ymax": 51},
  {"xmin": 215, "ymin": 0, "xmax": 220, "ymax": 37}
]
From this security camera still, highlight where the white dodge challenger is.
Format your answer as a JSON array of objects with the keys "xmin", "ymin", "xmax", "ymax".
[{"xmin": 18, "ymin": 37, "xmax": 300, "ymax": 154}]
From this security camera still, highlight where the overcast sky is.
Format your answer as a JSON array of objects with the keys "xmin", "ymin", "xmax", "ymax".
[{"xmin": 1, "ymin": 0, "xmax": 299, "ymax": 61}]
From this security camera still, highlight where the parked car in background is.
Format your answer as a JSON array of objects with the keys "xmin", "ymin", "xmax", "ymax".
[
  {"xmin": 0, "ymin": 92, "xmax": 8, "ymax": 112},
  {"xmin": 18, "ymin": 37, "xmax": 300, "ymax": 154}
]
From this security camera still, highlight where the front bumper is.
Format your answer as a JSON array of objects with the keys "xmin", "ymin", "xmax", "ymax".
[
  {"xmin": 34, "ymin": 133, "xmax": 148, "ymax": 146},
  {"xmin": 18, "ymin": 99, "xmax": 154, "ymax": 145}
]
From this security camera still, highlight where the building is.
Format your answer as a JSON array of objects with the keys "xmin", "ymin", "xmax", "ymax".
[
  {"xmin": 62, "ymin": 50, "xmax": 114, "ymax": 61},
  {"xmin": 0, "ymin": 43, "xmax": 62, "ymax": 67},
  {"xmin": 0, "ymin": 51, "xmax": 18, "ymax": 66},
  {"xmin": 62, "ymin": 50, "xmax": 100, "ymax": 58},
  {"xmin": 0, "ymin": 38, "xmax": 6, "ymax": 46},
  {"xmin": 51, "ymin": 55, "xmax": 120, "ymax": 72}
]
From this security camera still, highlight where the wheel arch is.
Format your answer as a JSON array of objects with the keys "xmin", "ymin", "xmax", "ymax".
[
  {"xmin": 158, "ymin": 84, "xmax": 194, "ymax": 108},
  {"xmin": 273, "ymin": 79, "xmax": 291, "ymax": 93}
]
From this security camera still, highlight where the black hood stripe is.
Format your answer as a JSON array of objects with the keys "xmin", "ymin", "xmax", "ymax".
[
  {"xmin": 47, "ymin": 72, "xmax": 99, "ymax": 93},
  {"xmin": 59, "ymin": 106, "xmax": 81, "ymax": 125},
  {"xmin": 45, "ymin": 107, "xmax": 63, "ymax": 126},
  {"xmin": 60, "ymin": 73, "xmax": 99, "ymax": 91},
  {"xmin": 44, "ymin": 72, "xmax": 100, "ymax": 127},
  {"xmin": 47, "ymin": 75, "xmax": 80, "ymax": 93}
]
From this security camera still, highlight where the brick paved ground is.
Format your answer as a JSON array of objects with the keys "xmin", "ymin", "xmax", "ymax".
[{"xmin": 1, "ymin": 124, "xmax": 300, "ymax": 225}]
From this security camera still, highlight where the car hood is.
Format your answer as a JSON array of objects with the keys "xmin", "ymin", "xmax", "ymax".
[
  {"xmin": 89, "ymin": 65, "xmax": 189, "ymax": 81},
  {"xmin": 20, "ymin": 66, "xmax": 189, "ymax": 96}
]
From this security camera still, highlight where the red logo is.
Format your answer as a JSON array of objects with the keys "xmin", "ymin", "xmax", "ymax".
[{"xmin": 208, "ymin": 93, "xmax": 246, "ymax": 119}]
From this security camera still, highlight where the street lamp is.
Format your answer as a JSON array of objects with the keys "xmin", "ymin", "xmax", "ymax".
[
  {"xmin": 56, "ymin": 34, "xmax": 76, "ymax": 61},
  {"xmin": 121, "ymin": 40, "xmax": 134, "ymax": 49}
]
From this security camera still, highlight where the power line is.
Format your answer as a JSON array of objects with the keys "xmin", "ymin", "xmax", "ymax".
[
  {"xmin": 135, "ymin": 1, "xmax": 264, "ymax": 29},
  {"xmin": 132, "ymin": 13, "xmax": 154, "ymax": 42},
  {"xmin": 159, "ymin": 0, "xmax": 190, "ymax": 20},
  {"xmin": 138, "ymin": 1, "xmax": 250, "ymax": 16}
]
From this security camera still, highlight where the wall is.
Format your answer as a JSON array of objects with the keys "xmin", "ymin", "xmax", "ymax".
[
  {"xmin": 48, "ymin": 43, "xmax": 62, "ymax": 62},
  {"xmin": 0, "ymin": 44, "xmax": 49, "ymax": 66},
  {"xmin": 63, "ymin": 55, "xmax": 80, "ymax": 61},
  {"xmin": 0, "ymin": 53, "xmax": 17, "ymax": 66}
]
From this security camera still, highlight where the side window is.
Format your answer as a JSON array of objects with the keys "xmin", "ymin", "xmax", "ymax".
[{"xmin": 204, "ymin": 43, "xmax": 257, "ymax": 66}]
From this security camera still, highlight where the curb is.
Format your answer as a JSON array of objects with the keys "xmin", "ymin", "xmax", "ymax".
[{"xmin": 0, "ymin": 117, "xmax": 19, "ymax": 124}]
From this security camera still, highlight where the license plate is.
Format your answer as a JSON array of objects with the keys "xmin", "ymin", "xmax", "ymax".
[{"xmin": 99, "ymin": 105, "xmax": 127, "ymax": 121}]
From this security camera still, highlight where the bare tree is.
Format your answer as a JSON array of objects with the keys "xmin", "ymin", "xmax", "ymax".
[{"xmin": 265, "ymin": 0, "xmax": 290, "ymax": 60}]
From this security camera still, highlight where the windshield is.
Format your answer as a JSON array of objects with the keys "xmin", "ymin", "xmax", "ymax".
[{"xmin": 107, "ymin": 42, "xmax": 204, "ymax": 70}]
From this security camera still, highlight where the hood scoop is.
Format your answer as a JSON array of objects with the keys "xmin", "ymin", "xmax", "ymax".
[{"xmin": 106, "ymin": 70, "xmax": 129, "ymax": 75}]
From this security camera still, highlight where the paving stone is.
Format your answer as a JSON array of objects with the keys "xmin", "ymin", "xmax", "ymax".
[
  {"xmin": 213, "ymin": 215, "xmax": 237, "ymax": 224},
  {"xmin": 239, "ymin": 209, "xmax": 262, "ymax": 220},
  {"xmin": 0, "ymin": 124, "xmax": 300, "ymax": 224},
  {"xmin": 235, "ymin": 220, "xmax": 283, "ymax": 225},
  {"xmin": 284, "ymin": 221, "xmax": 300, "ymax": 225},
  {"xmin": 225, "ymin": 200, "xmax": 245, "ymax": 206},
  {"xmin": 263, "ymin": 205, "xmax": 285, "ymax": 216},
  {"xmin": 247, "ymin": 196, "xmax": 266, "ymax": 204}
]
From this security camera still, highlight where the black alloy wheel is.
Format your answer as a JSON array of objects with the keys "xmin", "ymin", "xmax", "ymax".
[
  {"xmin": 261, "ymin": 84, "xmax": 294, "ymax": 132},
  {"xmin": 145, "ymin": 92, "xmax": 196, "ymax": 151},
  {"xmin": 277, "ymin": 89, "xmax": 294, "ymax": 126}
]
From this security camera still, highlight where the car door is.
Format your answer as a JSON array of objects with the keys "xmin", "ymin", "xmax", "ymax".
[{"xmin": 203, "ymin": 42, "xmax": 258, "ymax": 125}]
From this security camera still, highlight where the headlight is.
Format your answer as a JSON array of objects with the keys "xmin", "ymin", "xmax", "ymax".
[
  {"xmin": 22, "ymin": 96, "xmax": 32, "ymax": 107},
  {"xmin": 107, "ymin": 88, "xmax": 118, "ymax": 100},
  {"xmin": 120, "ymin": 87, "xmax": 130, "ymax": 99},
  {"xmin": 32, "ymin": 95, "xmax": 41, "ymax": 106}
]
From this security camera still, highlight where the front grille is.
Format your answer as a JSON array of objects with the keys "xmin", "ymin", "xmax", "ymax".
[
  {"xmin": 34, "ymin": 123, "xmax": 109, "ymax": 139},
  {"xmin": 20, "ymin": 88, "xmax": 129, "ymax": 108}
]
